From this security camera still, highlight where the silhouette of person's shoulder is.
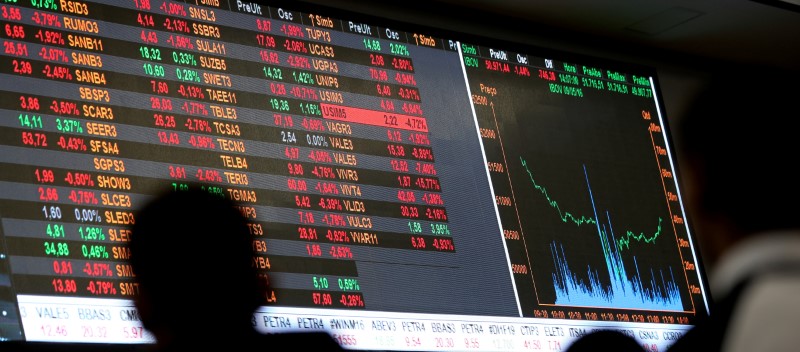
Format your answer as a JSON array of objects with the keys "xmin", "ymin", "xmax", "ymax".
[{"xmin": 128, "ymin": 187, "xmax": 346, "ymax": 351}]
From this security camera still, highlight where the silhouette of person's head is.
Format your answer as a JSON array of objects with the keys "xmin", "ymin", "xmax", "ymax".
[
  {"xmin": 565, "ymin": 330, "xmax": 644, "ymax": 352},
  {"xmin": 129, "ymin": 186, "xmax": 264, "ymax": 349},
  {"xmin": 677, "ymin": 72, "xmax": 800, "ymax": 269},
  {"xmin": 666, "ymin": 70, "xmax": 800, "ymax": 352}
]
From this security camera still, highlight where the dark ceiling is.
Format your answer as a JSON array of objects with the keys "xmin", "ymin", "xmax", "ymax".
[
  {"xmin": 307, "ymin": 0, "xmax": 800, "ymax": 73},
  {"xmin": 442, "ymin": 0, "xmax": 800, "ymax": 72}
]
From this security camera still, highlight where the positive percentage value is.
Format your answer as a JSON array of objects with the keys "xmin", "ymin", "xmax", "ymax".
[
  {"xmin": 292, "ymin": 69, "xmax": 315, "ymax": 84},
  {"xmin": 78, "ymin": 226, "xmax": 105, "ymax": 241},
  {"xmin": 81, "ymin": 244, "xmax": 109, "ymax": 259},
  {"xmin": 56, "ymin": 118, "xmax": 83, "ymax": 133},
  {"xmin": 172, "ymin": 51, "xmax": 197, "ymax": 66},
  {"xmin": 430, "ymin": 223, "xmax": 450, "ymax": 235},
  {"xmin": 338, "ymin": 278, "xmax": 360, "ymax": 291},
  {"xmin": 176, "ymin": 67, "xmax": 199, "ymax": 82}
]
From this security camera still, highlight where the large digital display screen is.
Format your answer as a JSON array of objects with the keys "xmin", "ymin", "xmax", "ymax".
[{"xmin": 0, "ymin": 0, "xmax": 710, "ymax": 350}]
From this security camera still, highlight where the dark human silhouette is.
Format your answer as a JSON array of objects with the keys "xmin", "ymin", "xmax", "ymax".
[
  {"xmin": 565, "ymin": 330, "xmax": 644, "ymax": 352},
  {"xmin": 128, "ymin": 186, "xmax": 344, "ymax": 351},
  {"xmin": 667, "ymin": 71, "xmax": 800, "ymax": 352}
]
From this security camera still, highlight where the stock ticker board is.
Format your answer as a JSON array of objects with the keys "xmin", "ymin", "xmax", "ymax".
[{"xmin": 0, "ymin": 0, "xmax": 709, "ymax": 350}]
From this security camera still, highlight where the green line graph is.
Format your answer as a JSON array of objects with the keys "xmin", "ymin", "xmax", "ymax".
[{"xmin": 519, "ymin": 157, "xmax": 661, "ymax": 251}]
